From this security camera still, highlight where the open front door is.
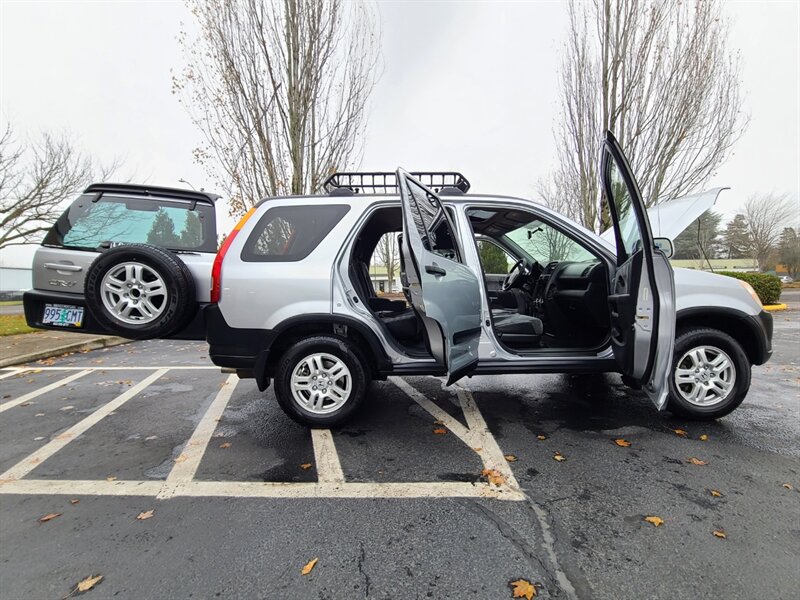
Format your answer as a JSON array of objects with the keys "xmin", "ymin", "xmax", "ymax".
[
  {"xmin": 601, "ymin": 132, "xmax": 676, "ymax": 409},
  {"xmin": 397, "ymin": 169, "xmax": 482, "ymax": 385}
]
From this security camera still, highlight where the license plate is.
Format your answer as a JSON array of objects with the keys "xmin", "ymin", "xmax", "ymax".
[{"xmin": 42, "ymin": 304, "xmax": 84, "ymax": 328}]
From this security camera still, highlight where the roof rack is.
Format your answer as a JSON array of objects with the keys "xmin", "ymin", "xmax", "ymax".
[{"xmin": 323, "ymin": 172, "xmax": 470, "ymax": 195}]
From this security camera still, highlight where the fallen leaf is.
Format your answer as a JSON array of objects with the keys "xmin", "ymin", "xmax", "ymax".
[
  {"xmin": 510, "ymin": 578, "xmax": 537, "ymax": 599},
  {"xmin": 504, "ymin": 454, "xmax": 518, "ymax": 462},
  {"xmin": 59, "ymin": 406, "xmax": 74, "ymax": 411},
  {"xmin": 673, "ymin": 429, "xmax": 688, "ymax": 437},
  {"xmin": 699, "ymin": 434, "xmax": 709, "ymax": 441},
  {"xmin": 783, "ymin": 483, "xmax": 794, "ymax": 490},
  {"xmin": 712, "ymin": 530, "xmax": 726, "ymax": 539},
  {"xmin": 174, "ymin": 454, "xmax": 188, "ymax": 463},
  {"xmin": 553, "ymin": 453, "xmax": 566, "ymax": 462},
  {"xmin": 70, "ymin": 499, "xmax": 80, "ymax": 505},
  {"xmin": 38, "ymin": 512, "xmax": 62, "ymax": 523},
  {"xmin": 536, "ymin": 435, "xmax": 546, "ymax": 441},
  {"xmin": 473, "ymin": 447, "xmax": 483, "ymax": 452},
  {"xmin": 432, "ymin": 427, "xmax": 447, "ymax": 435},
  {"xmin": 687, "ymin": 457, "xmax": 707, "ymax": 466},
  {"xmin": 644, "ymin": 516, "xmax": 664, "ymax": 527},
  {"xmin": 301, "ymin": 557, "xmax": 318, "ymax": 575},
  {"xmin": 34, "ymin": 436, "xmax": 44, "ymax": 441},
  {"xmin": 219, "ymin": 442, "xmax": 231, "ymax": 449},
  {"xmin": 20, "ymin": 401, "xmax": 33, "ymax": 407},
  {"xmin": 481, "ymin": 468, "xmax": 506, "ymax": 486},
  {"xmin": 35, "ymin": 413, "xmax": 45, "ymax": 417},
  {"xmin": 300, "ymin": 463, "xmax": 313, "ymax": 470},
  {"xmin": 74, "ymin": 574, "xmax": 103, "ymax": 593},
  {"xmin": 614, "ymin": 438, "xmax": 631, "ymax": 447},
  {"xmin": 106, "ymin": 475, "xmax": 117, "ymax": 482},
  {"xmin": 710, "ymin": 490, "xmax": 723, "ymax": 497},
  {"xmin": 144, "ymin": 436, "xmax": 157, "ymax": 441},
  {"xmin": 136, "ymin": 510, "xmax": 154, "ymax": 521},
  {"xmin": 433, "ymin": 419, "xmax": 444, "ymax": 425}
]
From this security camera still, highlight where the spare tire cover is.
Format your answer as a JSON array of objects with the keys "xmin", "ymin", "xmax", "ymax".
[{"xmin": 84, "ymin": 244, "xmax": 196, "ymax": 339}]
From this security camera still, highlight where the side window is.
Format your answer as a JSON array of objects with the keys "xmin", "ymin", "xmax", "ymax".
[
  {"xmin": 405, "ymin": 179, "xmax": 461, "ymax": 262},
  {"xmin": 241, "ymin": 204, "xmax": 350, "ymax": 262},
  {"xmin": 476, "ymin": 240, "xmax": 513, "ymax": 274},
  {"xmin": 606, "ymin": 159, "xmax": 643, "ymax": 258}
]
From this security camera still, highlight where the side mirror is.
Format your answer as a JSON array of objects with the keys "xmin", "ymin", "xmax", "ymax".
[{"xmin": 653, "ymin": 237, "xmax": 674, "ymax": 258}]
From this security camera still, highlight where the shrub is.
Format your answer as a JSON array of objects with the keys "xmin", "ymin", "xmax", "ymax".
[{"xmin": 718, "ymin": 271, "xmax": 782, "ymax": 305}]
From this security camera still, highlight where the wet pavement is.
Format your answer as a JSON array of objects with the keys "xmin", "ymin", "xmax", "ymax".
[{"xmin": 0, "ymin": 308, "xmax": 798, "ymax": 599}]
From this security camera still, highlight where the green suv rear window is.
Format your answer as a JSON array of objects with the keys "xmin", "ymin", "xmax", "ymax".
[{"xmin": 241, "ymin": 204, "xmax": 350, "ymax": 262}]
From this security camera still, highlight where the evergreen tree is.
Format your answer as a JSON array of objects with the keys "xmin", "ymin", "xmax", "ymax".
[
  {"xmin": 180, "ymin": 211, "xmax": 204, "ymax": 247},
  {"xmin": 778, "ymin": 227, "xmax": 800, "ymax": 279},
  {"xmin": 673, "ymin": 211, "xmax": 722, "ymax": 260},
  {"xmin": 721, "ymin": 214, "xmax": 751, "ymax": 259},
  {"xmin": 146, "ymin": 209, "xmax": 181, "ymax": 247},
  {"xmin": 478, "ymin": 241, "xmax": 509, "ymax": 274}
]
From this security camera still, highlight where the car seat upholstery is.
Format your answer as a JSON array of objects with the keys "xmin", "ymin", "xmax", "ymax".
[{"xmin": 492, "ymin": 309, "xmax": 543, "ymax": 347}]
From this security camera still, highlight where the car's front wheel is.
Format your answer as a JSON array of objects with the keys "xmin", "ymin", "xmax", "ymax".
[
  {"xmin": 667, "ymin": 327, "xmax": 751, "ymax": 420},
  {"xmin": 274, "ymin": 335, "xmax": 368, "ymax": 427}
]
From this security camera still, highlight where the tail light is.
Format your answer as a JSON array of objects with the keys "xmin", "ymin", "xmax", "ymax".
[{"xmin": 211, "ymin": 208, "xmax": 256, "ymax": 303}]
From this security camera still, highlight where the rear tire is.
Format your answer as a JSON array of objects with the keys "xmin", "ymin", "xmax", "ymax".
[
  {"xmin": 667, "ymin": 327, "xmax": 751, "ymax": 420},
  {"xmin": 275, "ymin": 335, "xmax": 368, "ymax": 427}
]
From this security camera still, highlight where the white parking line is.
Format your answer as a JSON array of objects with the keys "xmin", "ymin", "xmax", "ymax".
[
  {"xmin": 0, "ymin": 369, "xmax": 26, "ymax": 380},
  {"xmin": 158, "ymin": 374, "xmax": 238, "ymax": 498},
  {"xmin": 0, "ymin": 369, "xmax": 93, "ymax": 413},
  {"xmin": 388, "ymin": 377, "xmax": 471, "ymax": 439},
  {"xmin": 0, "ymin": 479, "xmax": 523, "ymax": 500},
  {"xmin": 311, "ymin": 429, "xmax": 346, "ymax": 484},
  {"xmin": 0, "ymin": 369, "xmax": 168, "ymax": 481}
]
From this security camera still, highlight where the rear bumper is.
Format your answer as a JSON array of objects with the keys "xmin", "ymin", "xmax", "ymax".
[
  {"xmin": 204, "ymin": 304, "xmax": 272, "ymax": 369},
  {"xmin": 23, "ymin": 289, "xmax": 207, "ymax": 340}
]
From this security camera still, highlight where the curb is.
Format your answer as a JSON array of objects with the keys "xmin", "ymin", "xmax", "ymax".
[
  {"xmin": 763, "ymin": 303, "xmax": 788, "ymax": 312},
  {"xmin": 0, "ymin": 336, "xmax": 131, "ymax": 368}
]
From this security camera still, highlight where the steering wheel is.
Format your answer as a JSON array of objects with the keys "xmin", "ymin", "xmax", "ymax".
[{"xmin": 502, "ymin": 259, "xmax": 526, "ymax": 291}]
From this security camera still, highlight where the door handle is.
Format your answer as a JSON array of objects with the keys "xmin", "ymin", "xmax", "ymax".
[
  {"xmin": 425, "ymin": 264, "xmax": 447, "ymax": 277},
  {"xmin": 44, "ymin": 263, "xmax": 82, "ymax": 272}
]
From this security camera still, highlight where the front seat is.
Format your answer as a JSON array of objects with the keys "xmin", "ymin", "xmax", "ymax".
[{"xmin": 492, "ymin": 310, "xmax": 543, "ymax": 348}]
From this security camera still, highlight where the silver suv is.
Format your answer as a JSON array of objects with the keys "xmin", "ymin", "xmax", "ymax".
[{"xmin": 25, "ymin": 133, "xmax": 772, "ymax": 426}]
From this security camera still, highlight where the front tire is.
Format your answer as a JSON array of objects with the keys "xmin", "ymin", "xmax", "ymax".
[
  {"xmin": 275, "ymin": 336, "xmax": 368, "ymax": 427},
  {"xmin": 667, "ymin": 327, "xmax": 751, "ymax": 420}
]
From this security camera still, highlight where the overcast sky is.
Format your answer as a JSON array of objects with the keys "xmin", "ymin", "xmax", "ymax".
[{"xmin": 1, "ymin": 0, "xmax": 798, "ymax": 268}]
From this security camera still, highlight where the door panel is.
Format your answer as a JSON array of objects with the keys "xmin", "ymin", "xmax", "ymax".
[
  {"xmin": 602, "ymin": 132, "xmax": 676, "ymax": 409},
  {"xmin": 397, "ymin": 169, "xmax": 482, "ymax": 385}
]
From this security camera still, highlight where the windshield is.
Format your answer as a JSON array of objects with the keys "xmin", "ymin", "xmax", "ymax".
[{"xmin": 503, "ymin": 218, "xmax": 596, "ymax": 264}]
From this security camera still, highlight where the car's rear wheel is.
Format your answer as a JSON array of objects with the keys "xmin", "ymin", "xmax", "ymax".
[
  {"xmin": 275, "ymin": 336, "xmax": 368, "ymax": 427},
  {"xmin": 667, "ymin": 327, "xmax": 751, "ymax": 420},
  {"xmin": 84, "ymin": 244, "xmax": 195, "ymax": 339}
]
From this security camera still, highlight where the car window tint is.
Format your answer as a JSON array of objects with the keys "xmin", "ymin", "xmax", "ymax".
[
  {"xmin": 240, "ymin": 204, "xmax": 350, "ymax": 262},
  {"xmin": 405, "ymin": 178, "xmax": 461, "ymax": 262},
  {"xmin": 56, "ymin": 195, "xmax": 213, "ymax": 251}
]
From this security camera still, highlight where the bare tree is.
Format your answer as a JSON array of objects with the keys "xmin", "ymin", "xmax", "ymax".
[
  {"xmin": 743, "ymin": 193, "xmax": 794, "ymax": 270},
  {"xmin": 544, "ymin": 0, "xmax": 747, "ymax": 231},
  {"xmin": 0, "ymin": 125, "xmax": 115, "ymax": 250},
  {"xmin": 174, "ymin": 0, "xmax": 381, "ymax": 216},
  {"xmin": 374, "ymin": 232, "xmax": 399, "ymax": 292}
]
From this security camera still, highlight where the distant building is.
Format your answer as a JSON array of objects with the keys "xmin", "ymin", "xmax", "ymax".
[
  {"xmin": 0, "ymin": 267, "xmax": 32, "ymax": 299},
  {"xmin": 670, "ymin": 258, "xmax": 759, "ymax": 273},
  {"xmin": 366, "ymin": 264, "xmax": 401, "ymax": 294}
]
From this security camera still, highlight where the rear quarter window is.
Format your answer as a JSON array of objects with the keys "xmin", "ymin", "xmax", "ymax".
[{"xmin": 241, "ymin": 204, "xmax": 350, "ymax": 262}]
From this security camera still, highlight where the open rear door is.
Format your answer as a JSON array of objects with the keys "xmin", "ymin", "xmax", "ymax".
[
  {"xmin": 397, "ymin": 168, "xmax": 482, "ymax": 385},
  {"xmin": 601, "ymin": 132, "xmax": 676, "ymax": 409}
]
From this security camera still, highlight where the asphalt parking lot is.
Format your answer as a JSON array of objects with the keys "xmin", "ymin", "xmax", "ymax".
[{"xmin": 1, "ymin": 300, "xmax": 798, "ymax": 599}]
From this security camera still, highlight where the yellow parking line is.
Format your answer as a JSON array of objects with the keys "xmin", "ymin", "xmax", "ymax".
[
  {"xmin": 0, "ymin": 369, "xmax": 168, "ymax": 481},
  {"xmin": 0, "ymin": 369, "xmax": 92, "ymax": 413}
]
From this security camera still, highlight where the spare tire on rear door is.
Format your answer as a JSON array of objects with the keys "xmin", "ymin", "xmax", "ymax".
[{"xmin": 84, "ymin": 244, "xmax": 196, "ymax": 339}]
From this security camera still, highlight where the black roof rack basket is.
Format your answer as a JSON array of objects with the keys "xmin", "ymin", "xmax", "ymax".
[{"xmin": 323, "ymin": 171, "xmax": 470, "ymax": 195}]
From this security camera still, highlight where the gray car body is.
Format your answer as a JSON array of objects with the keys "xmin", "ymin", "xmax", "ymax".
[{"xmin": 215, "ymin": 192, "xmax": 764, "ymax": 390}]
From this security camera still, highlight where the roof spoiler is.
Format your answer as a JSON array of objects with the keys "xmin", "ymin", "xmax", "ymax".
[{"xmin": 83, "ymin": 182, "xmax": 221, "ymax": 205}]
